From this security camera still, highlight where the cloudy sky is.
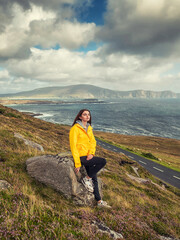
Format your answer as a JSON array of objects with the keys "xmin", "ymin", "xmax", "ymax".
[{"xmin": 0, "ymin": 0, "xmax": 180, "ymax": 94}]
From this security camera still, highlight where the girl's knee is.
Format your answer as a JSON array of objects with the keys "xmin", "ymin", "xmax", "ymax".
[{"xmin": 102, "ymin": 158, "xmax": 106, "ymax": 166}]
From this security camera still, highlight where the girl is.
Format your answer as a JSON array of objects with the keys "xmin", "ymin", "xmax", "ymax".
[{"xmin": 69, "ymin": 109, "xmax": 111, "ymax": 208}]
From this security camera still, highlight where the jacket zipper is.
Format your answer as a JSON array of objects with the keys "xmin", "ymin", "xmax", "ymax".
[{"xmin": 76, "ymin": 124, "xmax": 91, "ymax": 140}]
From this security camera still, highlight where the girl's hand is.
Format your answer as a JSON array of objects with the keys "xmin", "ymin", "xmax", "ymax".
[
  {"xmin": 87, "ymin": 154, "xmax": 93, "ymax": 160},
  {"xmin": 75, "ymin": 167, "xmax": 80, "ymax": 174}
]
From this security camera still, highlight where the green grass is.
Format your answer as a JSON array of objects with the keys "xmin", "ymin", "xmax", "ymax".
[
  {"xmin": 5, "ymin": 112, "xmax": 22, "ymax": 118},
  {"xmin": 0, "ymin": 108, "xmax": 5, "ymax": 114},
  {"xmin": 141, "ymin": 152, "xmax": 159, "ymax": 160}
]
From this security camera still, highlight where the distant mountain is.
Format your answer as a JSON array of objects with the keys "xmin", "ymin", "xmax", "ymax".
[{"xmin": 0, "ymin": 84, "xmax": 179, "ymax": 99}]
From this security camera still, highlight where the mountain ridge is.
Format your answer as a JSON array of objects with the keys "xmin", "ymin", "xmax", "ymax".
[{"xmin": 0, "ymin": 84, "xmax": 180, "ymax": 99}]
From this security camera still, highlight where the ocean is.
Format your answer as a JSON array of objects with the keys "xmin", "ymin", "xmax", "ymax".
[{"xmin": 6, "ymin": 99, "xmax": 180, "ymax": 140}]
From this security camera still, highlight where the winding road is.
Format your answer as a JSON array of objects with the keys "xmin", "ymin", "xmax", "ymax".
[{"xmin": 96, "ymin": 139, "xmax": 180, "ymax": 189}]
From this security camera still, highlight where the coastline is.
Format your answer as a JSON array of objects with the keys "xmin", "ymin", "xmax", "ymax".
[
  {"xmin": 21, "ymin": 112, "xmax": 43, "ymax": 117},
  {"xmin": 0, "ymin": 99, "xmax": 105, "ymax": 105},
  {"xmin": 1, "ymin": 99, "xmax": 180, "ymax": 142}
]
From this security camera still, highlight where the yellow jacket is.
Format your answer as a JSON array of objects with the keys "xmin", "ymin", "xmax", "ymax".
[{"xmin": 69, "ymin": 123, "xmax": 96, "ymax": 168}]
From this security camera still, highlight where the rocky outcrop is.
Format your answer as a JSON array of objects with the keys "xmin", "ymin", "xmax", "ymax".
[
  {"xmin": 91, "ymin": 220, "xmax": 123, "ymax": 239},
  {"xmin": 26, "ymin": 152, "xmax": 103, "ymax": 206},
  {"xmin": 0, "ymin": 180, "xmax": 11, "ymax": 190},
  {"xmin": 126, "ymin": 174, "xmax": 151, "ymax": 184},
  {"xmin": 14, "ymin": 133, "xmax": 44, "ymax": 152},
  {"xmin": 126, "ymin": 174, "xmax": 165, "ymax": 190},
  {"xmin": 159, "ymin": 236, "xmax": 180, "ymax": 240},
  {"xmin": 131, "ymin": 166, "xmax": 140, "ymax": 177}
]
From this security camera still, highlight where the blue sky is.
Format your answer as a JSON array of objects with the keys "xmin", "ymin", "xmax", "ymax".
[
  {"xmin": 77, "ymin": 0, "xmax": 107, "ymax": 25},
  {"xmin": 0, "ymin": 0, "xmax": 180, "ymax": 93}
]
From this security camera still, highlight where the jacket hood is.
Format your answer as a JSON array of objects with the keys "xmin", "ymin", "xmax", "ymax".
[{"xmin": 76, "ymin": 120, "xmax": 90, "ymax": 131}]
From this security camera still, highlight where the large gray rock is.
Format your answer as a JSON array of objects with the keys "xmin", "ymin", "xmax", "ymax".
[{"xmin": 26, "ymin": 152, "xmax": 102, "ymax": 206}]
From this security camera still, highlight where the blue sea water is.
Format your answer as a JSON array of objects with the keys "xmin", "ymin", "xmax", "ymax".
[{"xmin": 6, "ymin": 99, "xmax": 180, "ymax": 140}]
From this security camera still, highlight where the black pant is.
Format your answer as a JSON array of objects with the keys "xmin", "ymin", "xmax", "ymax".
[{"xmin": 80, "ymin": 156, "xmax": 106, "ymax": 201}]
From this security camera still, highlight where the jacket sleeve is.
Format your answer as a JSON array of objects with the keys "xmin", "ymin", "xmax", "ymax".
[
  {"xmin": 69, "ymin": 126, "xmax": 82, "ymax": 168},
  {"xmin": 88, "ymin": 127, "xmax": 96, "ymax": 155}
]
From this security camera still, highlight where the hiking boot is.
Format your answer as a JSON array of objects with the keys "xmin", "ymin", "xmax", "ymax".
[
  {"xmin": 81, "ymin": 177, "xmax": 94, "ymax": 193},
  {"xmin": 97, "ymin": 200, "xmax": 111, "ymax": 209}
]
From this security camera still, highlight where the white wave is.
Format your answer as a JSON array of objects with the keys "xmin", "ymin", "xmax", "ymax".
[
  {"xmin": 4, "ymin": 104, "xmax": 19, "ymax": 107},
  {"xmin": 171, "ymin": 126, "xmax": 180, "ymax": 131},
  {"xmin": 35, "ymin": 113, "xmax": 53, "ymax": 118}
]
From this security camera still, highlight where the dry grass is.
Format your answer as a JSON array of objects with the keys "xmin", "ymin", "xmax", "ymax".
[{"xmin": 0, "ymin": 104, "xmax": 180, "ymax": 240}]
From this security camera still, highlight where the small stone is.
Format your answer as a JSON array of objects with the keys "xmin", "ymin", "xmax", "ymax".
[
  {"xmin": 0, "ymin": 180, "xmax": 11, "ymax": 190},
  {"xmin": 131, "ymin": 166, "xmax": 140, "ymax": 177},
  {"xmin": 159, "ymin": 236, "xmax": 180, "ymax": 240},
  {"xmin": 91, "ymin": 220, "xmax": 123, "ymax": 239}
]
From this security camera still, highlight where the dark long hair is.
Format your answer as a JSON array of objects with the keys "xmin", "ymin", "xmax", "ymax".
[{"xmin": 72, "ymin": 109, "xmax": 91, "ymax": 126}]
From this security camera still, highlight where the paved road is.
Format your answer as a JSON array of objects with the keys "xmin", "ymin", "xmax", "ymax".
[{"xmin": 96, "ymin": 139, "xmax": 180, "ymax": 189}]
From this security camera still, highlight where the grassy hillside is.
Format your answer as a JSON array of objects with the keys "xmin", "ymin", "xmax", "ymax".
[{"xmin": 0, "ymin": 104, "xmax": 180, "ymax": 240}]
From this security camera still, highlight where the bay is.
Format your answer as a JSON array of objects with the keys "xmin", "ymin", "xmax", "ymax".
[{"xmin": 6, "ymin": 99, "xmax": 180, "ymax": 140}]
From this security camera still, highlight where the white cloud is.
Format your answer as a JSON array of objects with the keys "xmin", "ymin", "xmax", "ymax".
[
  {"xmin": 97, "ymin": 0, "xmax": 180, "ymax": 56},
  {"xmin": 0, "ymin": 0, "xmax": 180, "ymax": 93},
  {"xmin": 29, "ymin": 20, "xmax": 96, "ymax": 49},
  {"xmin": 136, "ymin": 0, "xmax": 180, "ymax": 19},
  {"xmin": 0, "ymin": 2, "xmax": 96, "ymax": 59},
  {"xmin": 7, "ymin": 48, "xmax": 101, "ymax": 82},
  {"xmin": 0, "ymin": 3, "xmax": 56, "ymax": 59},
  {"xmin": 2, "ymin": 46, "xmax": 177, "ymax": 93},
  {"xmin": 0, "ymin": 69, "xmax": 10, "ymax": 79}
]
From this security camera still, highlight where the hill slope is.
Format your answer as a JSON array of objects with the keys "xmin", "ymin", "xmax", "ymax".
[
  {"xmin": 0, "ymin": 84, "xmax": 179, "ymax": 99},
  {"xmin": 0, "ymin": 104, "xmax": 180, "ymax": 240}
]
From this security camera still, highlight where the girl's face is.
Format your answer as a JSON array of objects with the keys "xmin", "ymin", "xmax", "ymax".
[{"xmin": 79, "ymin": 111, "xmax": 91, "ymax": 122}]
